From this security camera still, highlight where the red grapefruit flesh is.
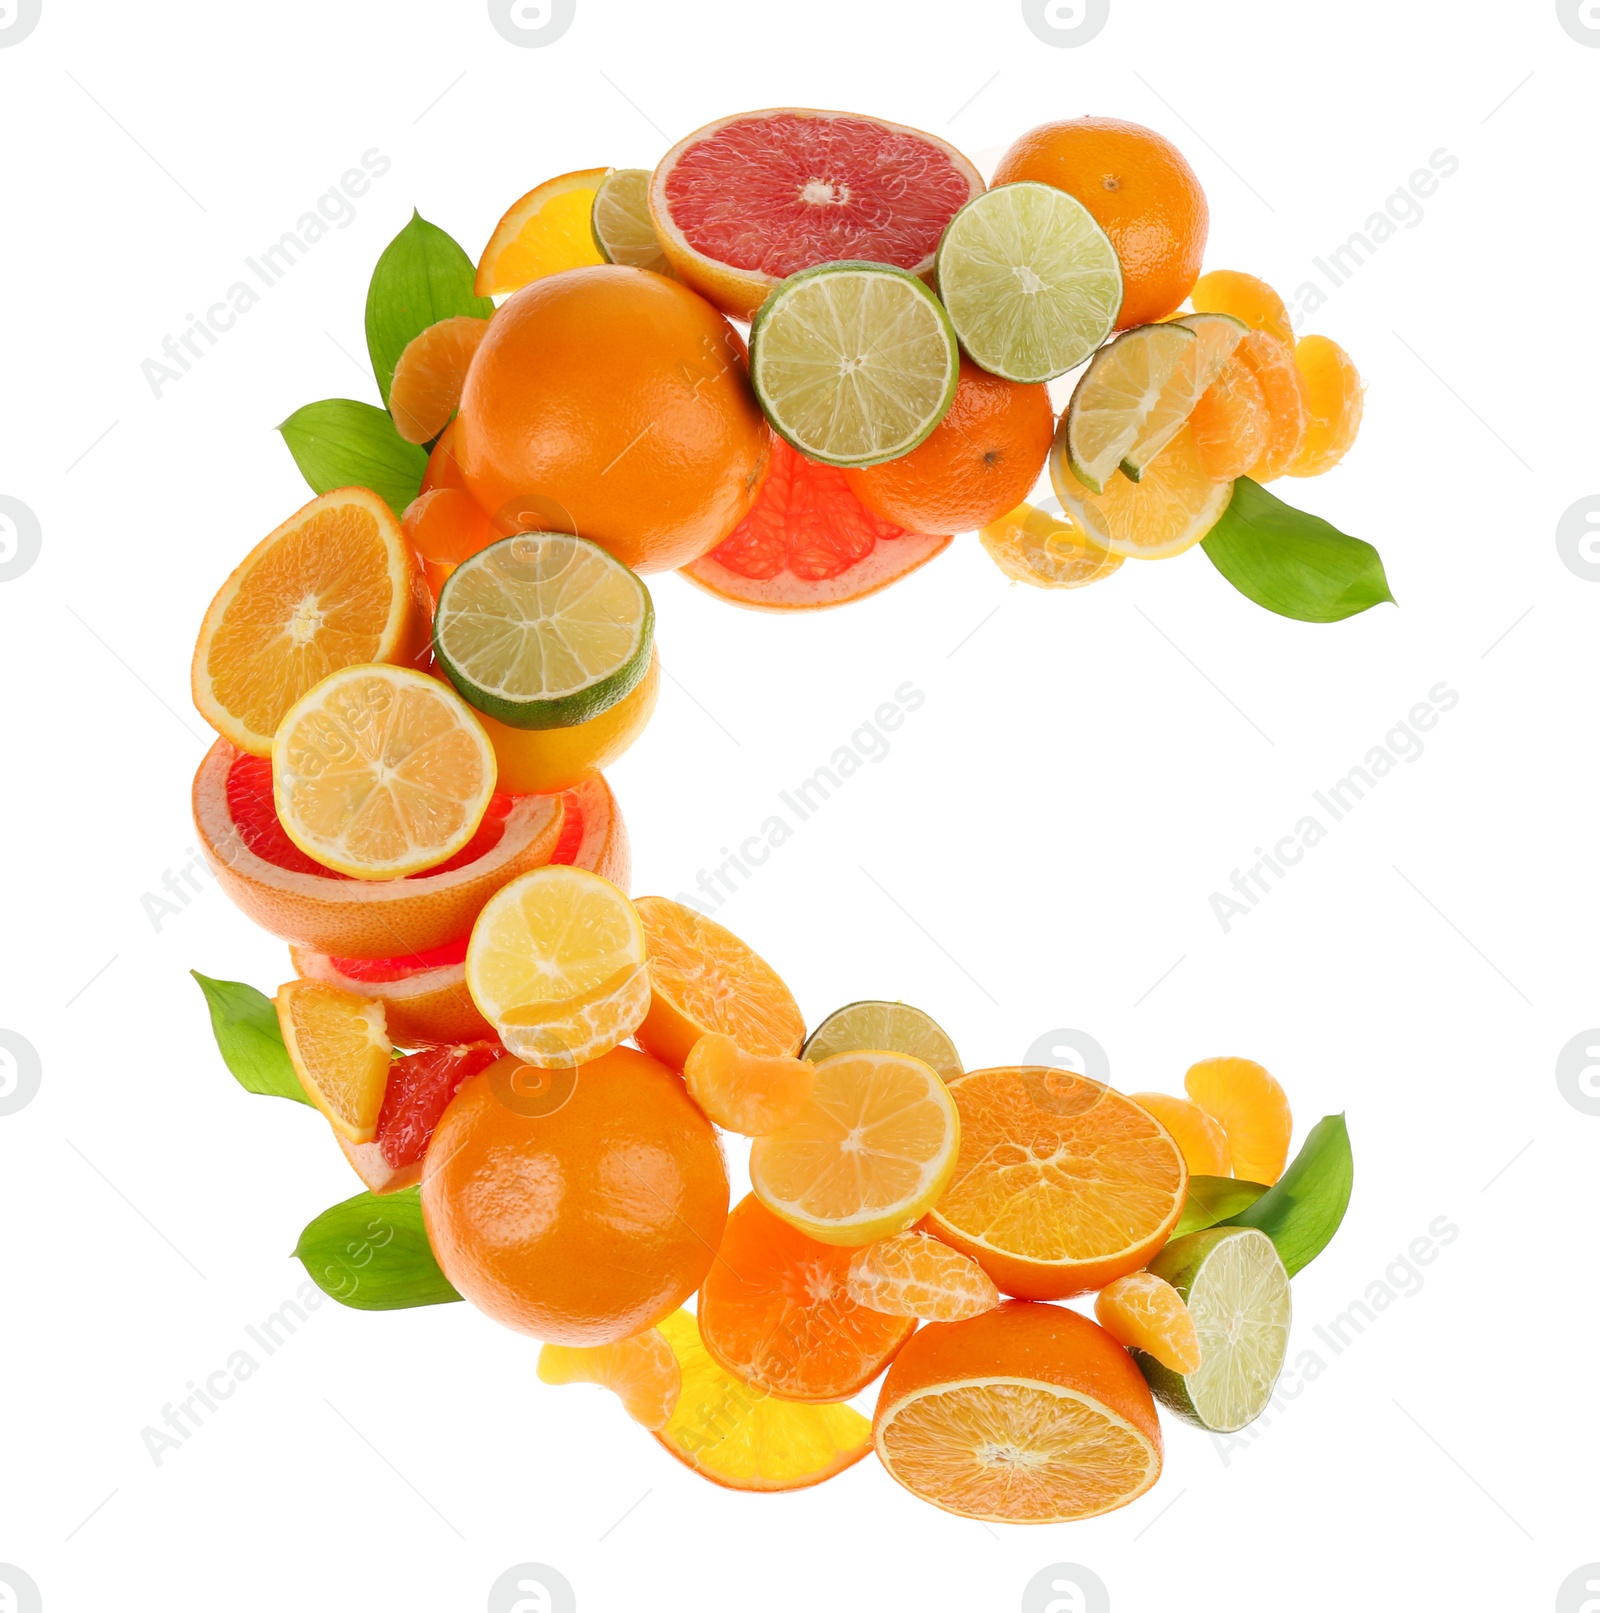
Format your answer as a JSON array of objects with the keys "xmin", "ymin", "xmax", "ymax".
[
  {"xmin": 650, "ymin": 108, "xmax": 984, "ymax": 319},
  {"xmin": 680, "ymin": 437, "xmax": 950, "ymax": 610}
]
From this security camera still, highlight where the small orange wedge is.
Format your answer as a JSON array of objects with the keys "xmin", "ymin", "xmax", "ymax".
[
  {"xmin": 537, "ymin": 1328, "xmax": 681, "ymax": 1430},
  {"xmin": 1288, "ymin": 335, "xmax": 1363, "ymax": 477},
  {"xmin": 274, "ymin": 978, "xmax": 391, "ymax": 1142},
  {"xmin": 1184, "ymin": 1057, "xmax": 1292, "ymax": 1185},
  {"xmin": 683, "ymin": 1032, "xmax": 813, "ymax": 1136},
  {"xmin": 1130, "ymin": 1091, "xmax": 1232, "ymax": 1177},
  {"xmin": 846, "ymin": 1231, "xmax": 999, "ymax": 1322},
  {"xmin": 1095, "ymin": 1270, "xmax": 1203, "ymax": 1374},
  {"xmin": 1233, "ymin": 330, "xmax": 1309, "ymax": 482},
  {"xmin": 388, "ymin": 316, "xmax": 490, "ymax": 445},
  {"xmin": 1188, "ymin": 356, "xmax": 1268, "ymax": 482},
  {"xmin": 475, "ymin": 168, "xmax": 609, "ymax": 298},
  {"xmin": 1190, "ymin": 269, "xmax": 1295, "ymax": 346}
]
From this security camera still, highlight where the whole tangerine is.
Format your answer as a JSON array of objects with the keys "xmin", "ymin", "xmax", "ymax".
[{"xmin": 454, "ymin": 264, "xmax": 771, "ymax": 573}]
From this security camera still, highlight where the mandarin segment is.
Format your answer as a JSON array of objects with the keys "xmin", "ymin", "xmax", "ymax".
[
  {"xmin": 683, "ymin": 1033, "xmax": 814, "ymax": 1136},
  {"xmin": 1190, "ymin": 269, "xmax": 1294, "ymax": 345},
  {"xmin": 538, "ymin": 1328, "xmax": 682, "ymax": 1430},
  {"xmin": 1129, "ymin": 1091, "xmax": 1232, "ymax": 1177},
  {"xmin": 388, "ymin": 315, "xmax": 490, "ymax": 445},
  {"xmin": 1188, "ymin": 355, "xmax": 1269, "ymax": 481},
  {"xmin": 1095, "ymin": 1270, "xmax": 1203, "ymax": 1374},
  {"xmin": 1233, "ymin": 329, "xmax": 1309, "ymax": 482},
  {"xmin": 846, "ymin": 1231, "xmax": 999, "ymax": 1322},
  {"xmin": 1288, "ymin": 334, "xmax": 1364, "ymax": 477},
  {"xmin": 979, "ymin": 501, "xmax": 1124, "ymax": 590},
  {"xmin": 1184, "ymin": 1057, "xmax": 1292, "ymax": 1185}
]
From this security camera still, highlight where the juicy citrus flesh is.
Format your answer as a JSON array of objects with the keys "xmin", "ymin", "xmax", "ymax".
[
  {"xmin": 1064, "ymin": 322, "xmax": 1196, "ymax": 493},
  {"xmin": 466, "ymin": 865, "xmax": 647, "ymax": 1067},
  {"xmin": 475, "ymin": 167, "xmax": 608, "ymax": 298},
  {"xmin": 1233, "ymin": 329, "xmax": 1308, "ymax": 481},
  {"xmin": 750, "ymin": 263, "xmax": 959, "ymax": 468},
  {"xmin": 1095, "ymin": 1270, "xmax": 1202, "ymax": 1374},
  {"xmin": 591, "ymin": 167, "xmax": 674, "ymax": 276},
  {"xmin": 274, "ymin": 978, "xmax": 391, "ymax": 1142},
  {"xmin": 801, "ymin": 1000, "xmax": 962, "ymax": 1083},
  {"xmin": 935, "ymin": 181, "xmax": 1122, "ymax": 383},
  {"xmin": 749, "ymin": 1050, "xmax": 960, "ymax": 1246},
  {"xmin": 432, "ymin": 533, "xmax": 653, "ymax": 729},
  {"xmin": 1289, "ymin": 334, "xmax": 1363, "ymax": 476},
  {"xmin": 192, "ymin": 489, "xmax": 422, "ymax": 757},
  {"xmin": 388, "ymin": 315, "xmax": 490, "ymax": 445},
  {"xmin": 1121, "ymin": 312, "xmax": 1246, "ymax": 479},
  {"xmin": 272, "ymin": 665, "xmax": 497, "ymax": 880},
  {"xmin": 697, "ymin": 1194, "xmax": 914, "ymax": 1402},
  {"xmin": 631, "ymin": 896, "xmax": 805, "ymax": 1070},
  {"xmin": 979, "ymin": 500, "xmax": 1124, "ymax": 590},
  {"xmin": 537, "ymin": 1328, "xmax": 681, "ymax": 1430},
  {"xmin": 846, "ymin": 1231, "xmax": 999, "ymax": 1322},
  {"xmin": 653, "ymin": 1308, "xmax": 872, "ymax": 1491},
  {"xmin": 929, "ymin": 1067, "xmax": 1187, "ymax": 1298},
  {"xmin": 683, "ymin": 1032, "xmax": 814, "ymax": 1136},
  {"xmin": 1188, "ymin": 355, "xmax": 1269, "ymax": 481},
  {"xmin": 1184, "ymin": 1057, "xmax": 1292, "ymax": 1185},
  {"xmin": 1129, "ymin": 1091, "xmax": 1232, "ymax": 1177},
  {"xmin": 1052, "ymin": 422, "xmax": 1232, "ymax": 559},
  {"xmin": 1190, "ymin": 269, "xmax": 1294, "ymax": 346}
]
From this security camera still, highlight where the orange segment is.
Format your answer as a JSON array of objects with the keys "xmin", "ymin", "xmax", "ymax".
[
  {"xmin": 191, "ymin": 489, "xmax": 426, "ymax": 757},
  {"xmin": 1129, "ymin": 1091, "xmax": 1232, "ymax": 1177},
  {"xmin": 683, "ymin": 1033, "xmax": 814, "ymax": 1136},
  {"xmin": 274, "ymin": 978, "xmax": 390, "ymax": 1142},
  {"xmin": 537, "ymin": 1328, "xmax": 681, "ymax": 1430},
  {"xmin": 1288, "ymin": 334, "xmax": 1363, "ymax": 477},
  {"xmin": 402, "ymin": 487, "xmax": 496, "ymax": 599},
  {"xmin": 928, "ymin": 1067, "xmax": 1187, "ymax": 1298},
  {"xmin": 1095, "ymin": 1271, "xmax": 1203, "ymax": 1374},
  {"xmin": 653, "ymin": 1308, "xmax": 872, "ymax": 1491},
  {"xmin": 697, "ymin": 1194, "xmax": 913, "ymax": 1402},
  {"xmin": 388, "ymin": 316, "xmax": 490, "ymax": 445},
  {"xmin": 1190, "ymin": 269, "xmax": 1294, "ymax": 345},
  {"xmin": 1184, "ymin": 1057, "xmax": 1292, "ymax": 1185},
  {"xmin": 872, "ymin": 1300, "xmax": 1163, "ymax": 1523},
  {"xmin": 845, "ymin": 1230, "xmax": 998, "ymax": 1322},
  {"xmin": 1233, "ymin": 329, "xmax": 1308, "ymax": 482},
  {"xmin": 632, "ymin": 897, "xmax": 804, "ymax": 1070},
  {"xmin": 1188, "ymin": 355, "xmax": 1268, "ymax": 481},
  {"xmin": 475, "ymin": 167, "xmax": 609, "ymax": 298}
]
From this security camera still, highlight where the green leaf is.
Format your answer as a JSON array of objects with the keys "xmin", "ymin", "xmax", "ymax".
[
  {"xmin": 1202, "ymin": 477, "xmax": 1395, "ymax": 623},
  {"xmin": 293, "ymin": 1186, "xmax": 461, "ymax": 1311},
  {"xmin": 365, "ymin": 211, "xmax": 493, "ymax": 406},
  {"xmin": 1222, "ymin": 1113, "xmax": 1353, "ymax": 1276},
  {"xmin": 191, "ymin": 972, "xmax": 309, "ymax": 1106},
  {"xmin": 1172, "ymin": 1174, "xmax": 1269, "ymax": 1238},
  {"xmin": 278, "ymin": 399, "xmax": 427, "ymax": 516}
]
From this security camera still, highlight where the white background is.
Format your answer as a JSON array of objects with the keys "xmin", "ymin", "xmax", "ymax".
[{"xmin": 2, "ymin": 1, "xmax": 1597, "ymax": 1609}]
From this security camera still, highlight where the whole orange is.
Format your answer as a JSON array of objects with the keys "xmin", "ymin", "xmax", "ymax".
[
  {"xmin": 420, "ymin": 1044, "xmax": 729, "ymax": 1344},
  {"xmin": 454, "ymin": 264, "xmax": 771, "ymax": 573},
  {"xmin": 844, "ymin": 358, "xmax": 1053, "ymax": 532},
  {"xmin": 991, "ymin": 117, "xmax": 1208, "ymax": 329}
]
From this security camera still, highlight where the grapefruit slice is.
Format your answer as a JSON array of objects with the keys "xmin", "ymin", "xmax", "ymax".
[
  {"xmin": 649, "ymin": 107, "xmax": 983, "ymax": 320},
  {"xmin": 679, "ymin": 437, "xmax": 949, "ymax": 610}
]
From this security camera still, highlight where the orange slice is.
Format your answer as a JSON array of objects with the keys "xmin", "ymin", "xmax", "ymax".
[
  {"xmin": 631, "ymin": 897, "xmax": 805, "ymax": 1070},
  {"xmin": 475, "ymin": 167, "xmax": 609, "ymax": 298},
  {"xmin": 191, "ymin": 488, "xmax": 426, "ymax": 757},
  {"xmin": 537, "ymin": 1328, "xmax": 681, "ymax": 1430},
  {"xmin": 697, "ymin": 1194, "xmax": 913, "ymax": 1402},
  {"xmin": 928, "ymin": 1067, "xmax": 1187, "ymax": 1298},
  {"xmin": 1129, "ymin": 1091, "xmax": 1232, "ymax": 1177},
  {"xmin": 1233, "ymin": 329, "xmax": 1308, "ymax": 482},
  {"xmin": 1287, "ymin": 334, "xmax": 1363, "ymax": 477},
  {"xmin": 274, "ymin": 978, "xmax": 390, "ymax": 1142},
  {"xmin": 873, "ymin": 1300, "xmax": 1163, "ymax": 1523},
  {"xmin": 1095, "ymin": 1270, "xmax": 1203, "ymax": 1374},
  {"xmin": 1190, "ymin": 269, "xmax": 1294, "ymax": 345},
  {"xmin": 388, "ymin": 316, "xmax": 490, "ymax": 445},
  {"xmin": 652, "ymin": 1308, "xmax": 872, "ymax": 1492},
  {"xmin": 683, "ymin": 1033, "xmax": 814, "ymax": 1136},
  {"xmin": 845, "ymin": 1230, "xmax": 999, "ymax": 1322},
  {"xmin": 1184, "ymin": 1057, "xmax": 1292, "ymax": 1185},
  {"xmin": 272, "ymin": 665, "xmax": 496, "ymax": 879},
  {"xmin": 1188, "ymin": 355, "xmax": 1269, "ymax": 481}
]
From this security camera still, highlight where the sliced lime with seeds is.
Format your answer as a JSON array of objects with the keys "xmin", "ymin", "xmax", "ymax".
[
  {"xmin": 433, "ymin": 533, "xmax": 654, "ymax": 730},
  {"xmin": 935, "ymin": 181, "xmax": 1122, "ymax": 384},
  {"xmin": 801, "ymin": 1000, "xmax": 962, "ymax": 1082},
  {"xmin": 1134, "ymin": 1226, "xmax": 1291, "ymax": 1432},
  {"xmin": 591, "ymin": 168, "xmax": 675, "ymax": 278},
  {"xmin": 748, "ymin": 261, "xmax": 960, "ymax": 468},
  {"xmin": 1063, "ymin": 322, "xmax": 1196, "ymax": 493},
  {"xmin": 1120, "ymin": 313, "xmax": 1247, "ymax": 481}
]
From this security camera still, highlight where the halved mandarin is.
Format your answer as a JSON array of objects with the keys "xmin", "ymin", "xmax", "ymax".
[
  {"xmin": 388, "ymin": 315, "xmax": 490, "ymax": 445},
  {"xmin": 274, "ymin": 978, "xmax": 391, "ymax": 1142},
  {"xmin": 1184, "ymin": 1057, "xmax": 1292, "ymax": 1186},
  {"xmin": 538, "ymin": 1328, "xmax": 681, "ymax": 1431},
  {"xmin": 1095, "ymin": 1270, "xmax": 1203, "ymax": 1374},
  {"xmin": 846, "ymin": 1230, "xmax": 999, "ymax": 1323},
  {"xmin": 1129, "ymin": 1091, "xmax": 1232, "ymax": 1177}
]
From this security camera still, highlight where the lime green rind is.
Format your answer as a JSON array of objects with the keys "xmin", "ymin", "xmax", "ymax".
[
  {"xmin": 591, "ymin": 168, "xmax": 674, "ymax": 276},
  {"xmin": 1064, "ymin": 322, "xmax": 1196, "ymax": 494},
  {"xmin": 1119, "ymin": 312, "xmax": 1248, "ymax": 482}
]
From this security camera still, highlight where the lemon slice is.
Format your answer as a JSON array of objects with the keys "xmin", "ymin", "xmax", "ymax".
[
  {"xmin": 274, "ymin": 979, "xmax": 390, "ymax": 1142},
  {"xmin": 1062, "ymin": 321, "xmax": 1196, "ymax": 493},
  {"xmin": 591, "ymin": 168, "xmax": 675, "ymax": 277},
  {"xmin": 466, "ymin": 865, "xmax": 649, "ymax": 1068},
  {"xmin": 1121, "ymin": 313, "xmax": 1247, "ymax": 481},
  {"xmin": 272, "ymin": 665, "xmax": 496, "ymax": 879},
  {"xmin": 979, "ymin": 501, "xmax": 1125, "ymax": 590},
  {"xmin": 750, "ymin": 1050, "xmax": 960, "ymax": 1246}
]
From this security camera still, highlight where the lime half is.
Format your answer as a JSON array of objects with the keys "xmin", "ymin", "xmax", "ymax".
[
  {"xmin": 1120, "ymin": 313, "xmax": 1247, "ymax": 481},
  {"xmin": 591, "ymin": 168, "xmax": 675, "ymax": 277},
  {"xmin": 1063, "ymin": 322, "xmax": 1196, "ymax": 493},
  {"xmin": 801, "ymin": 1000, "xmax": 962, "ymax": 1082},
  {"xmin": 434, "ymin": 534, "xmax": 654, "ymax": 730},
  {"xmin": 936, "ymin": 181, "xmax": 1122, "ymax": 384},
  {"xmin": 749, "ymin": 262, "xmax": 959, "ymax": 467},
  {"xmin": 1136, "ymin": 1226, "xmax": 1290, "ymax": 1432}
]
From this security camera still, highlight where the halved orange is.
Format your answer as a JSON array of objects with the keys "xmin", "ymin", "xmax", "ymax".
[
  {"xmin": 632, "ymin": 897, "xmax": 805, "ymax": 1071},
  {"xmin": 191, "ymin": 488, "xmax": 427, "ymax": 757},
  {"xmin": 388, "ymin": 316, "xmax": 490, "ymax": 445},
  {"xmin": 928, "ymin": 1067, "xmax": 1187, "ymax": 1298},
  {"xmin": 697, "ymin": 1194, "xmax": 913, "ymax": 1403},
  {"xmin": 1095, "ymin": 1270, "xmax": 1202, "ymax": 1374},
  {"xmin": 845, "ymin": 1230, "xmax": 998, "ymax": 1322},
  {"xmin": 475, "ymin": 168, "xmax": 609, "ymax": 298},
  {"xmin": 1184, "ymin": 1057, "xmax": 1292, "ymax": 1185},
  {"xmin": 274, "ymin": 978, "xmax": 391, "ymax": 1142},
  {"xmin": 1129, "ymin": 1091, "xmax": 1232, "ymax": 1177},
  {"xmin": 873, "ymin": 1300, "xmax": 1163, "ymax": 1523},
  {"xmin": 538, "ymin": 1328, "xmax": 681, "ymax": 1431}
]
